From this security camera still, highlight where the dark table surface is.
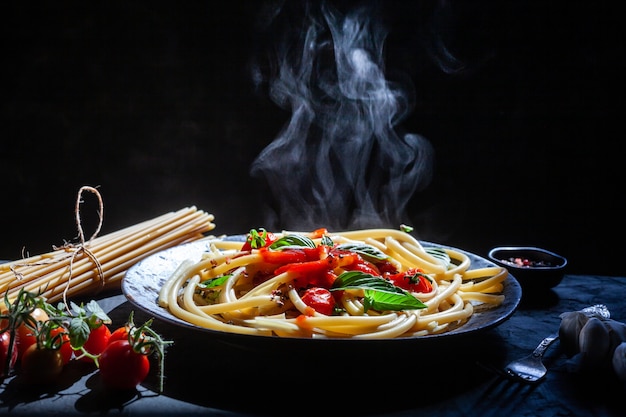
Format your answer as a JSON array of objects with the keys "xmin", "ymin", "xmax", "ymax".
[{"xmin": 1, "ymin": 274, "xmax": 625, "ymax": 417}]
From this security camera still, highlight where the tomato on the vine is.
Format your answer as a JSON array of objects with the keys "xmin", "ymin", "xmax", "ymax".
[
  {"xmin": 99, "ymin": 339, "xmax": 150, "ymax": 390},
  {"xmin": 78, "ymin": 322, "xmax": 111, "ymax": 362},
  {"xmin": 0, "ymin": 331, "xmax": 17, "ymax": 379},
  {"xmin": 99, "ymin": 312, "xmax": 172, "ymax": 392},
  {"xmin": 50, "ymin": 326, "xmax": 73, "ymax": 365},
  {"xmin": 15, "ymin": 307, "xmax": 50, "ymax": 359},
  {"xmin": 108, "ymin": 325, "xmax": 130, "ymax": 345},
  {"xmin": 20, "ymin": 343, "xmax": 64, "ymax": 384}
]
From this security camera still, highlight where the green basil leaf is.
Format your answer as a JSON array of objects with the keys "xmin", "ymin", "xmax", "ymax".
[
  {"xmin": 334, "ymin": 243, "xmax": 389, "ymax": 262},
  {"xmin": 68, "ymin": 317, "xmax": 90, "ymax": 349},
  {"xmin": 331, "ymin": 271, "xmax": 427, "ymax": 312},
  {"xmin": 199, "ymin": 275, "xmax": 231, "ymax": 288},
  {"xmin": 331, "ymin": 271, "xmax": 402, "ymax": 292},
  {"xmin": 321, "ymin": 235, "xmax": 334, "ymax": 247},
  {"xmin": 246, "ymin": 228, "xmax": 271, "ymax": 249},
  {"xmin": 363, "ymin": 289, "xmax": 427, "ymax": 312},
  {"xmin": 269, "ymin": 234, "xmax": 316, "ymax": 250},
  {"xmin": 425, "ymin": 247, "xmax": 451, "ymax": 268}
]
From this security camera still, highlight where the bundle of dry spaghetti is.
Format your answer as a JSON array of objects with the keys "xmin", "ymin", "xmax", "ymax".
[{"xmin": 0, "ymin": 186, "xmax": 215, "ymax": 304}]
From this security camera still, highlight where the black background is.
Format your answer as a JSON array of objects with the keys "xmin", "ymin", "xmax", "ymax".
[{"xmin": 1, "ymin": 1, "xmax": 623, "ymax": 276}]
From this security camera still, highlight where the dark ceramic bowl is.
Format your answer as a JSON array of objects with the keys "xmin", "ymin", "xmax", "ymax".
[{"xmin": 488, "ymin": 246, "xmax": 567, "ymax": 291}]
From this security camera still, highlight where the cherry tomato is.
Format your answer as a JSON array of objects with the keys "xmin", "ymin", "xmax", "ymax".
[
  {"xmin": 20, "ymin": 343, "xmax": 64, "ymax": 384},
  {"xmin": 340, "ymin": 254, "xmax": 381, "ymax": 276},
  {"xmin": 79, "ymin": 322, "xmax": 111, "ymax": 362},
  {"xmin": 108, "ymin": 326, "xmax": 130, "ymax": 345},
  {"xmin": 373, "ymin": 259, "xmax": 398, "ymax": 275},
  {"xmin": 387, "ymin": 268, "xmax": 433, "ymax": 293},
  {"xmin": 309, "ymin": 228, "xmax": 328, "ymax": 238},
  {"xmin": 99, "ymin": 340, "xmax": 150, "ymax": 390},
  {"xmin": 15, "ymin": 307, "xmax": 50, "ymax": 359},
  {"xmin": 241, "ymin": 229, "xmax": 278, "ymax": 251},
  {"xmin": 301, "ymin": 287, "xmax": 335, "ymax": 315},
  {"xmin": 0, "ymin": 331, "xmax": 18, "ymax": 379},
  {"xmin": 50, "ymin": 326, "xmax": 73, "ymax": 365}
]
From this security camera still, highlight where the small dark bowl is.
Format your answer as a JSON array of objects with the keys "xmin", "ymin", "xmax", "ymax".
[{"xmin": 488, "ymin": 246, "xmax": 567, "ymax": 291}]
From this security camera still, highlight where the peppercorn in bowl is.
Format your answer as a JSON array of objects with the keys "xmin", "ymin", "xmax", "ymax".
[{"xmin": 487, "ymin": 246, "xmax": 567, "ymax": 291}]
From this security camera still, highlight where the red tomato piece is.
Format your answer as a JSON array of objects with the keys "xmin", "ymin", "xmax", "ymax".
[
  {"xmin": 79, "ymin": 322, "xmax": 111, "ymax": 362},
  {"xmin": 241, "ymin": 229, "xmax": 278, "ymax": 251},
  {"xmin": 387, "ymin": 268, "xmax": 433, "ymax": 293},
  {"xmin": 340, "ymin": 258, "xmax": 380, "ymax": 276},
  {"xmin": 301, "ymin": 287, "xmax": 335, "ymax": 315},
  {"xmin": 260, "ymin": 246, "xmax": 322, "ymax": 265},
  {"xmin": 99, "ymin": 340, "xmax": 150, "ymax": 390},
  {"xmin": 375, "ymin": 260, "xmax": 399, "ymax": 275},
  {"xmin": 309, "ymin": 228, "xmax": 328, "ymax": 239}
]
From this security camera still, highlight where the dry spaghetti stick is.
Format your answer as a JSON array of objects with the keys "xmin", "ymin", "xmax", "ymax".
[
  {"xmin": 10, "ymin": 211, "xmax": 214, "ymax": 297},
  {"xmin": 46, "ymin": 228, "xmax": 213, "ymax": 302},
  {"xmin": 1, "ymin": 206, "xmax": 198, "ymax": 284},
  {"xmin": 1, "ymin": 207, "xmax": 211, "ymax": 290},
  {"xmin": 85, "ymin": 209, "xmax": 212, "ymax": 265},
  {"xmin": 6, "ymin": 207, "xmax": 215, "ymax": 303}
]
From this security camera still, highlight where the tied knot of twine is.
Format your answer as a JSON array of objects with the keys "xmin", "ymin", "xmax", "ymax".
[{"xmin": 53, "ymin": 186, "xmax": 105, "ymax": 305}]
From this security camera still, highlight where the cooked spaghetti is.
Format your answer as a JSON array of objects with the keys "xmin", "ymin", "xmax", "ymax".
[{"xmin": 158, "ymin": 228, "xmax": 507, "ymax": 339}]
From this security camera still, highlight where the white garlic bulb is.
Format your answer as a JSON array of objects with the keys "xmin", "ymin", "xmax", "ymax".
[
  {"xmin": 578, "ymin": 317, "xmax": 611, "ymax": 371},
  {"xmin": 612, "ymin": 342, "xmax": 626, "ymax": 381},
  {"xmin": 604, "ymin": 319, "xmax": 626, "ymax": 353},
  {"xmin": 559, "ymin": 311, "xmax": 590, "ymax": 357}
]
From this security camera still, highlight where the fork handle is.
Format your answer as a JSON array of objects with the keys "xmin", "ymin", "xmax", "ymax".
[{"xmin": 532, "ymin": 333, "xmax": 559, "ymax": 358}]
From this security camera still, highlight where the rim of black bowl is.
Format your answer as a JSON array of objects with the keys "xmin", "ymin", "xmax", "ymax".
[{"xmin": 487, "ymin": 246, "xmax": 567, "ymax": 270}]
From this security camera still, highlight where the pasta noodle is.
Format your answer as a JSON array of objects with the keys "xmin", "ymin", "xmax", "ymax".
[
  {"xmin": 1, "ymin": 206, "xmax": 215, "ymax": 304},
  {"xmin": 158, "ymin": 228, "xmax": 508, "ymax": 339}
]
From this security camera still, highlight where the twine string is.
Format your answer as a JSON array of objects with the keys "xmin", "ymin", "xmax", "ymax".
[{"xmin": 59, "ymin": 186, "xmax": 105, "ymax": 306}]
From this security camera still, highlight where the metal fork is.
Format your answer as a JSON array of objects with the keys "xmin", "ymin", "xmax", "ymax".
[
  {"xmin": 503, "ymin": 304, "xmax": 610, "ymax": 384},
  {"xmin": 504, "ymin": 333, "xmax": 558, "ymax": 383}
]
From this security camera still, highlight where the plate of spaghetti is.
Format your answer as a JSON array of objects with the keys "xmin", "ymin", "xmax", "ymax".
[
  {"xmin": 122, "ymin": 229, "xmax": 521, "ymax": 340},
  {"xmin": 122, "ymin": 228, "xmax": 521, "ymax": 342}
]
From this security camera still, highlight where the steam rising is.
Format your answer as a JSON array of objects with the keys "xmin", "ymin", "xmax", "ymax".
[{"xmin": 251, "ymin": 2, "xmax": 433, "ymax": 231}]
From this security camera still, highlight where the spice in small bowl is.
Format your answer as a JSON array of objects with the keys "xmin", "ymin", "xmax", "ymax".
[{"xmin": 487, "ymin": 246, "xmax": 567, "ymax": 291}]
